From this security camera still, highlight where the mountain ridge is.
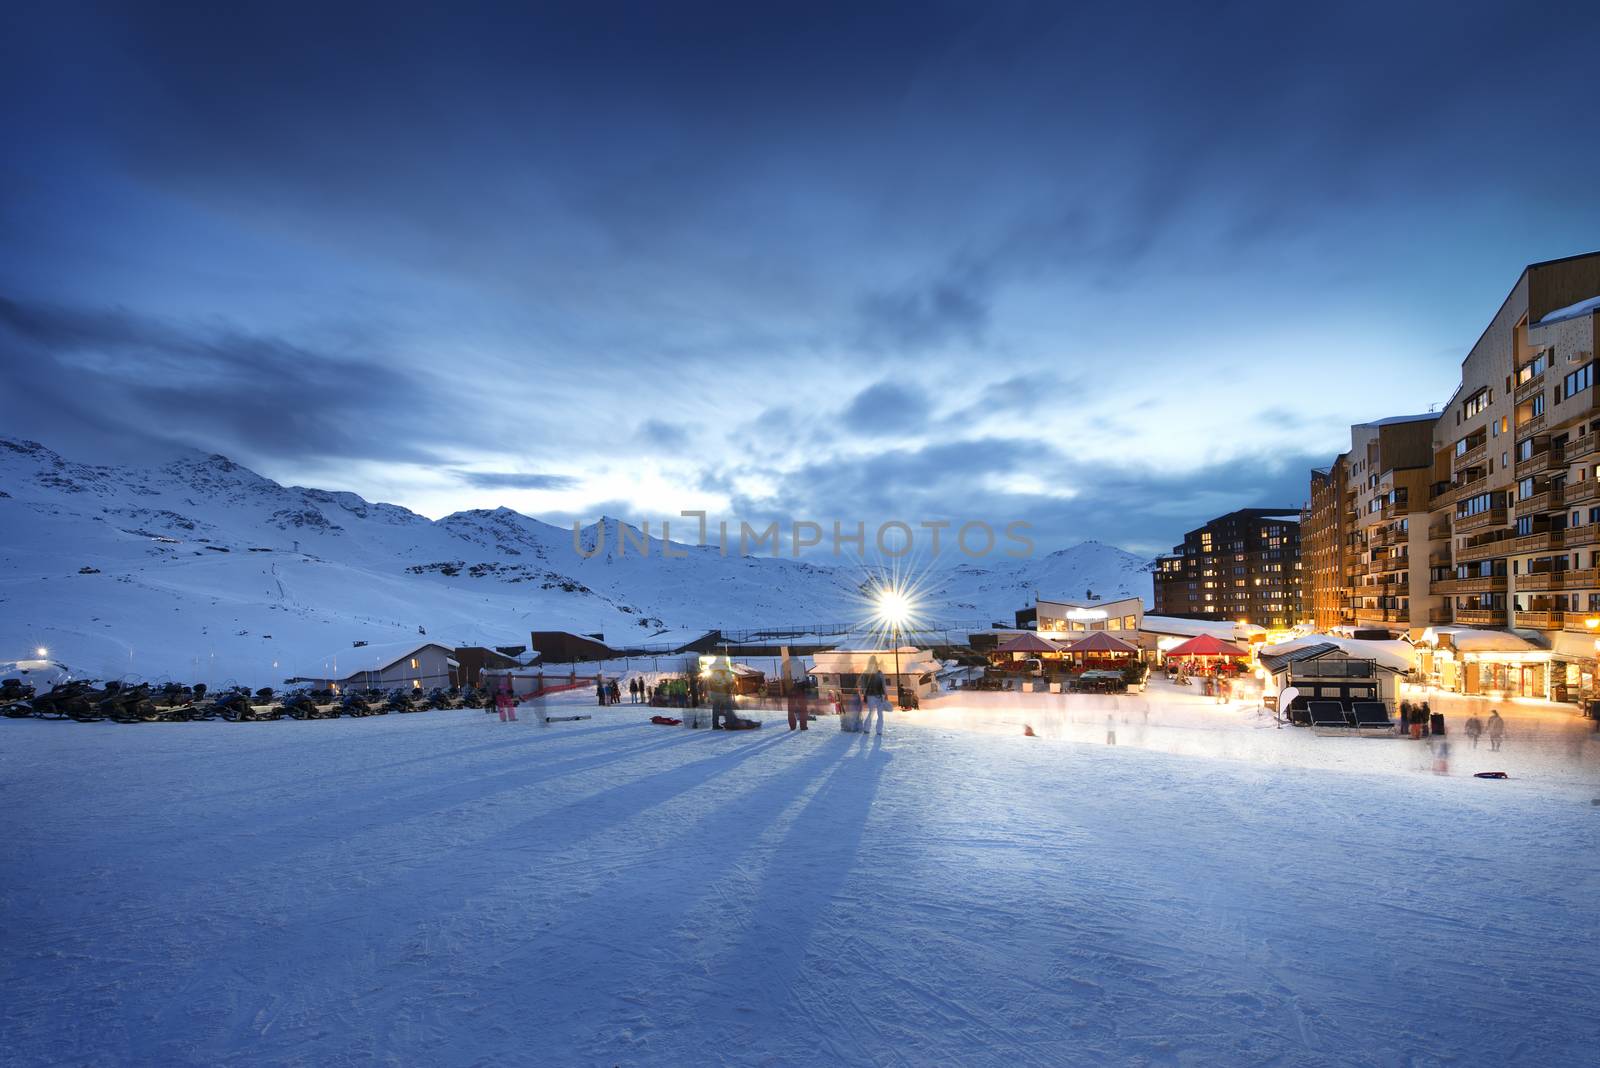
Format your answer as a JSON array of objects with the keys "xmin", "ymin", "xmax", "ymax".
[{"xmin": 0, "ymin": 437, "xmax": 1153, "ymax": 684}]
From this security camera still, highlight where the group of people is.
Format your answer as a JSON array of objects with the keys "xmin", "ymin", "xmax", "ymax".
[
  {"xmin": 1463, "ymin": 709, "xmax": 1507, "ymax": 751},
  {"xmin": 594, "ymin": 677, "xmax": 623, "ymax": 705}
]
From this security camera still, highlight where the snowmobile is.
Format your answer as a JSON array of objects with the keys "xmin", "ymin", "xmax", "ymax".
[
  {"xmin": 278, "ymin": 691, "xmax": 320, "ymax": 720},
  {"xmin": 385, "ymin": 690, "xmax": 419, "ymax": 713},
  {"xmin": 341, "ymin": 692, "xmax": 375, "ymax": 717},
  {"xmin": 99, "ymin": 682, "xmax": 161, "ymax": 723}
]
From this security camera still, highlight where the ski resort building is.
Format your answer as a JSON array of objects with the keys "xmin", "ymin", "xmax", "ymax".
[
  {"xmin": 809, "ymin": 648, "xmax": 941, "ymax": 702},
  {"xmin": 292, "ymin": 641, "xmax": 459, "ymax": 692},
  {"xmin": 1152, "ymin": 509, "xmax": 1303, "ymax": 628},
  {"xmin": 1033, "ymin": 595, "xmax": 1144, "ymax": 636}
]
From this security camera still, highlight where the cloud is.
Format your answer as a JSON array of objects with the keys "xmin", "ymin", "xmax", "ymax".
[
  {"xmin": 451, "ymin": 470, "xmax": 579, "ymax": 491},
  {"xmin": 637, "ymin": 419, "xmax": 690, "ymax": 448},
  {"xmin": 842, "ymin": 381, "xmax": 932, "ymax": 434},
  {"xmin": 856, "ymin": 263, "xmax": 990, "ymax": 351},
  {"xmin": 0, "ymin": 295, "xmax": 491, "ymax": 469}
]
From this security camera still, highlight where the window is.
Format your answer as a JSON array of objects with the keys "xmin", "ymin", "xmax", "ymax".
[
  {"xmin": 410, "ymin": 657, "xmax": 420, "ymax": 670},
  {"xmin": 1517, "ymin": 352, "xmax": 1547, "ymax": 384},
  {"xmin": 1464, "ymin": 389, "xmax": 1489, "ymax": 418},
  {"xmin": 1563, "ymin": 363, "xmax": 1593, "ymax": 400},
  {"xmin": 1531, "ymin": 393, "xmax": 1546, "ymax": 418}
]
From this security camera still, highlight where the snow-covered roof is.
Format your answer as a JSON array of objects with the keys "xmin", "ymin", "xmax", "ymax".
[
  {"xmin": 302, "ymin": 640, "xmax": 456, "ymax": 679},
  {"xmin": 1419, "ymin": 628, "xmax": 1539, "ymax": 654},
  {"xmin": 1359, "ymin": 413, "xmax": 1438, "ymax": 427},
  {"xmin": 0, "ymin": 659, "xmax": 72, "ymax": 685},
  {"xmin": 1536, "ymin": 294, "xmax": 1600, "ymax": 326},
  {"xmin": 811, "ymin": 648, "xmax": 941, "ymax": 675},
  {"xmin": 1139, "ymin": 615, "xmax": 1263, "ymax": 640},
  {"xmin": 1259, "ymin": 634, "xmax": 1413, "ymax": 673}
]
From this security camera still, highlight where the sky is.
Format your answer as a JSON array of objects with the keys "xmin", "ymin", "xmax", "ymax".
[{"xmin": 4, "ymin": 1, "xmax": 1600, "ymax": 557}]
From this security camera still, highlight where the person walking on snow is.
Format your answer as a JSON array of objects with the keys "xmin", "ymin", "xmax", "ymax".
[
  {"xmin": 783, "ymin": 656, "xmax": 808, "ymax": 731},
  {"xmin": 1487, "ymin": 709, "xmax": 1506, "ymax": 751},
  {"xmin": 595, "ymin": 677, "xmax": 606, "ymax": 706},
  {"xmin": 860, "ymin": 656, "xmax": 888, "ymax": 735},
  {"xmin": 708, "ymin": 655, "xmax": 737, "ymax": 730},
  {"xmin": 1464, "ymin": 714, "xmax": 1484, "ymax": 748}
]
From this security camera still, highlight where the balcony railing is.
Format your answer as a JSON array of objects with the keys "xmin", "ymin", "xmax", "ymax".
[
  {"xmin": 1379, "ymin": 499, "xmax": 1411, "ymax": 519},
  {"xmin": 1456, "ymin": 574, "xmax": 1507, "ymax": 594},
  {"xmin": 1515, "ymin": 447, "xmax": 1553, "ymax": 476},
  {"xmin": 1428, "ymin": 549, "xmax": 1453, "ymax": 568},
  {"xmin": 1516, "ymin": 609, "xmax": 1565, "ymax": 630},
  {"xmin": 1454, "ymin": 507, "xmax": 1508, "ymax": 534},
  {"xmin": 1565, "ymin": 526, "xmax": 1600, "ymax": 550},
  {"xmin": 1513, "ymin": 490, "xmax": 1550, "ymax": 517},
  {"xmin": 1514, "ymin": 372, "xmax": 1547, "ymax": 403},
  {"xmin": 1512, "ymin": 529, "xmax": 1563, "ymax": 554},
  {"xmin": 1456, "ymin": 442, "xmax": 1489, "ymax": 472},
  {"xmin": 1430, "ymin": 578, "xmax": 1460, "ymax": 596},
  {"xmin": 1516, "ymin": 572, "xmax": 1556, "ymax": 592},
  {"xmin": 1428, "ymin": 606, "xmax": 1454, "ymax": 624},
  {"xmin": 1519, "ymin": 410, "xmax": 1548, "ymax": 437},
  {"xmin": 1561, "ymin": 562, "xmax": 1600, "ymax": 588},
  {"xmin": 1455, "ymin": 538, "xmax": 1510, "ymax": 563},
  {"xmin": 1427, "ymin": 520, "xmax": 1451, "ymax": 540},
  {"xmin": 1455, "ymin": 607, "xmax": 1507, "ymax": 625}
]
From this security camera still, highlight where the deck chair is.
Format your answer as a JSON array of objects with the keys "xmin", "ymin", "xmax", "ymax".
[
  {"xmin": 1350, "ymin": 702, "xmax": 1393, "ymax": 730},
  {"xmin": 1307, "ymin": 700, "xmax": 1352, "ymax": 728}
]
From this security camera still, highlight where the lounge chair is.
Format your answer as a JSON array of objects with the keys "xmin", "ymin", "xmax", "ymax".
[
  {"xmin": 1350, "ymin": 702, "xmax": 1394, "ymax": 731},
  {"xmin": 1307, "ymin": 701, "xmax": 1352, "ymax": 730}
]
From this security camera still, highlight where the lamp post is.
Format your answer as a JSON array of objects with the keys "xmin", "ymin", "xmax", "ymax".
[{"xmin": 877, "ymin": 587, "xmax": 914, "ymax": 710}]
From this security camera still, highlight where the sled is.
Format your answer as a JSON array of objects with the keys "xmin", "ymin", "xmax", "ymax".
[
  {"xmin": 1473, "ymin": 771, "xmax": 1509, "ymax": 779},
  {"xmin": 650, "ymin": 715, "xmax": 682, "ymax": 726},
  {"xmin": 540, "ymin": 714, "xmax": 592, "ymax": 724}
]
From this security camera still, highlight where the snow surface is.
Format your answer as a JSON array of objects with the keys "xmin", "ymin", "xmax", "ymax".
[
  {"xmin": 1537, "ymin": 293, "xmax": 1600, "ymax": 325},
  {"xmin": 3, "ymin": 684, "xmax": 1597, "ymax": 1065},
  {"xmin": 0, "ymin": 438, "xmax": 1153, "ymax": 685}
]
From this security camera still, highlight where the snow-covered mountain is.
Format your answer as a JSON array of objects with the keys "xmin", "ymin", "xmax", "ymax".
[{"xmin": 0, "ymin": 438, "xmax": 1152, "ymax": 684}]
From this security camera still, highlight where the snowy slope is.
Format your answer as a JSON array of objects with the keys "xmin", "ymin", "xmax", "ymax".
[{"xmin": 0, "ymin": 438, "xmax": 1152, "ymax": 683}]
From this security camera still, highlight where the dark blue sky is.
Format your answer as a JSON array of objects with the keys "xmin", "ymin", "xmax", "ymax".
[{"xmin": 4, "ymin": 1, "xmax": 1599, "ymax": 553}]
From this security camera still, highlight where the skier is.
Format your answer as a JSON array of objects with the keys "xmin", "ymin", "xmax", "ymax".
[
  {"xmin": 1487, "ymin": 709, "xmax": 1506, "ymax": 752},
  {"xmin": 1464, "ymin": 714, "xmax": 1484, "ymax": 748},
  {"xmin": 708, "ymin": 655, "xmax": 737, "ymax": 730},
  {"xmin": 860, "ymin": 656, "xmax": 887, "ymax": 736},
  {"xmin": 595, "ymin": 677, "xmax": 606, "ymax": 706}
]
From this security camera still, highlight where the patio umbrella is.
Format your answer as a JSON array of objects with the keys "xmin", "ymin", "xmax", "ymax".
[
  {"xmin": 1059, "ymin": 632, "xmax": 1139, "ymax": 656},
  {"xmin": 1166, "ymin": 634, "xmax": 1248, "ymax": 659},
  {"xmin": 994, "ymin": 633, "xmax": 1063, "ymax": 655}
]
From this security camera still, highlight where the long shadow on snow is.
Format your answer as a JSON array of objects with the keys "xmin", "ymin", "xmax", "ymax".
[
  {"xmin": 144, "ymin": 729, "xmax": 707, "ymax": 874},
  {"xmin": 184, "ymin": 719, "xmax": 650, "ymax": 804},
  {"xmin": 595, "ymin": 733, "xmax": 893, "ymax": 1063}
]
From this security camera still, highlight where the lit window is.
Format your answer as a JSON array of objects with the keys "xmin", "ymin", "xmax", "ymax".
[{"xmin": 410, "ymin": 657, "xmax": 420, "ymax": 669}]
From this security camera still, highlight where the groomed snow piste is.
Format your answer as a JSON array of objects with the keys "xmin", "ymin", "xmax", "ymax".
[{"xmin": 3, "ymin": 692, "xmax": 1597, "ymax": 1066}]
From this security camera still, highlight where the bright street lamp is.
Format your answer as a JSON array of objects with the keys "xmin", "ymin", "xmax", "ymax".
[
  {"xmin": 35, "ymin": 647, "xmax": 47, "ymax": 658},
  {"xmin": 876, "ymin": 586, "xmax": 915, "ymax": 710}
]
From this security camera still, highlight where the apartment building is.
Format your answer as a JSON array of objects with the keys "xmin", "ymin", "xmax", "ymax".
[
  {"xmin": 1304, "ymin": 458, "xmax": 1352, "ymax": 630},
  {"xmin": 1428, "ymin": 252, "xmax": 1600, "ymax": 699},
  {"xmin": 1152, "ymin": 509, "xmax": 1303, "ymax": 628}
]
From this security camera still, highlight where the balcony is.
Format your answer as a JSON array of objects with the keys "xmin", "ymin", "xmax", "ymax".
[
  {"xmin": 1375, "ymin": 554, "xmax": 1411, "ymax": 574},
  {"xmin": 1563, "ymin": 614, "xmax": 1600, "ymax": 634},
  {"xmin": 1379, "ymin": 499, "xmax": 1411, "ymax": 519},
  {"xmin": 1428, "ymin": 606, "xmax": 1454, "ymax": 624},
  {"xmin": 1565, "ymin": 525, "xmax": 1600, "ymax": 550},
  {"xmin": 1563, "ymin": 480, "xmax": 1598, "ymax": 507},
  {"xmin": 1518, "ymin": 410, "xmax": 1548, "ymax": 437},
  {"xmin": 1564, "ymin": 435, "xmax": 1600, "ymax": 464},
  {"xmin": 1516, "ymin": 609, "xmax": 1565, "ymax": 630},
  {"xmin": 1370, "ymin": 527, "xmax": 1395, "ymax": 547},
  {"xmin": 1430, "ymin": 577, "xmax": 1460, "ymax": 596},
  {"xmin": 1456, "ymin": 538, "xmax": 1510, "ymax": 564},
  {"xmin": 1428, "ymin": 549, "xmax": 1453, "ymax": 568},
  {"xmin": 1455, "ymin": 607, "xmax": 1508, "ymax": 626},
  {"xmin": 1454, "ymin": 507, "xmax": 1508, "ymax": 534},
  {"xmin": 1353, "ymin": 606, "xmax": 1409, "ymax": 625},
  {"xmin": 1513, "ymin": 490, "xmax": 1550, "ymax": 517},
  {"xmin": 1456, "ymin": 574, "xmax": 1507, "ymax": 595},
  {"xmin": 1516, "ymin": 572, "xmax": 1556, "ymax": 592},
  {"xmin": 1562, "ymin": 566, "xmax": 1600, "ymax": 589},
  {"xmin": 1427, "ymin": 519, "xmax": 1452, "ymax": 540},
  {"xmin": 1455, "ymin": 441, "xmax": 1488, "ymax": 473},
  {"xmin": 1515, "ymin": 372, "xmax": 1547, "ymax": 403},
  {"xmin": 1515, "ymin": 447, "xmax": 1553, "ymax": 476},
  {"xmin": 1512, "ymin": 529, "xmax": 1563, "ymax": 554}
]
